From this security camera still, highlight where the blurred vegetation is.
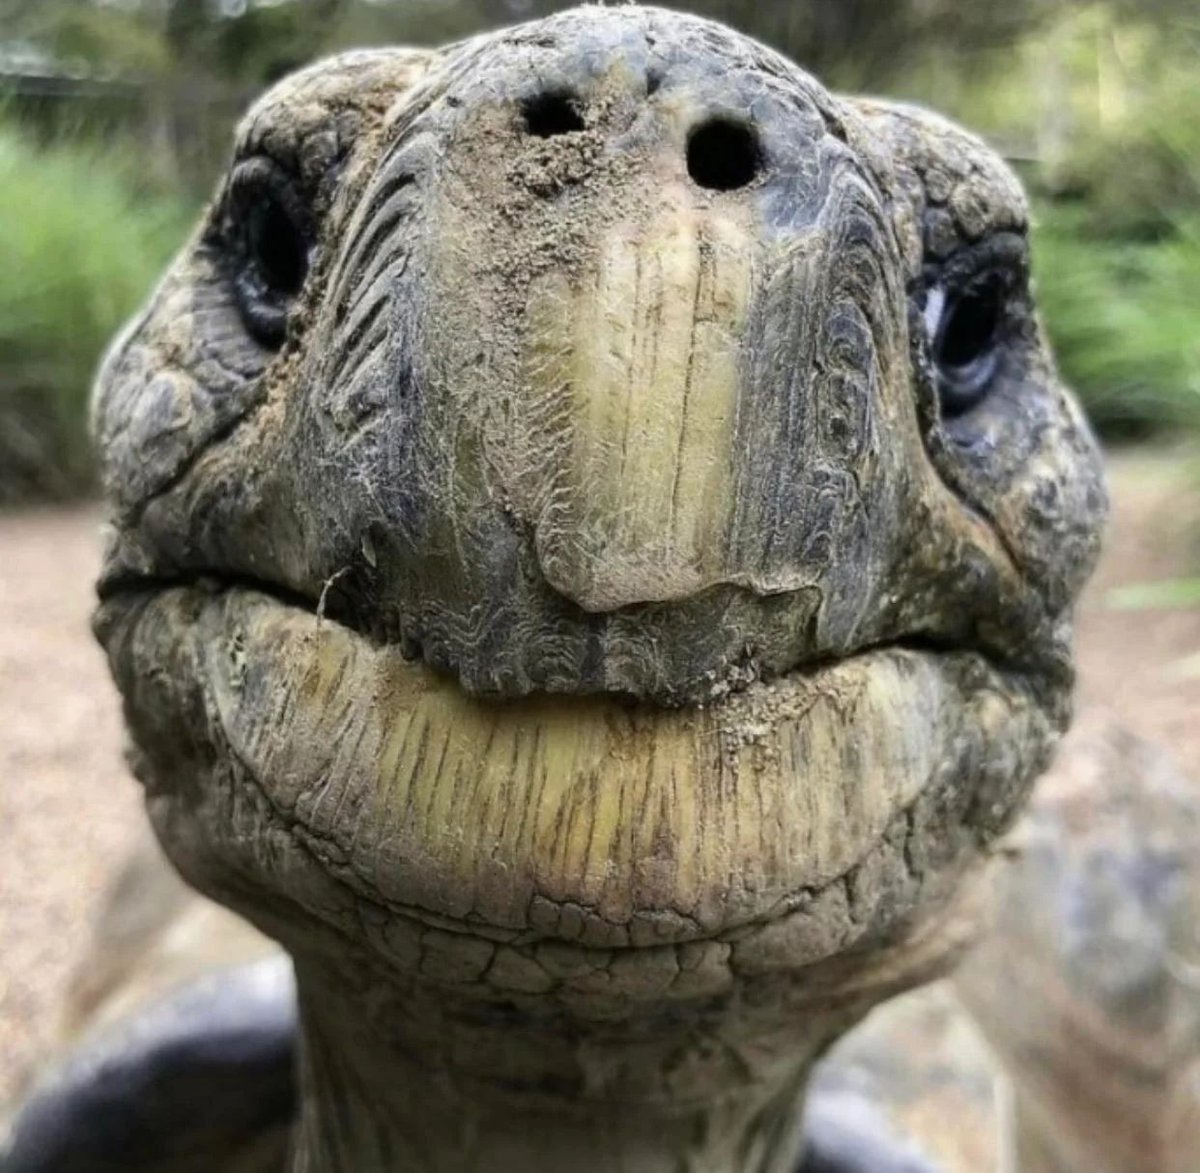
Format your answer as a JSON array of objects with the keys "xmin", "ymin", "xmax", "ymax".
[
  {"xmin": 1035, "ymin": 208, "xmax": 1200, "ymax": 435},
  {"xmin": 0, "ymin": 126, "xmax": 192, "ymax": 501},
  {"xmin": 0, "ymin": 0, "xmax": 1197, "ymax": 499}
]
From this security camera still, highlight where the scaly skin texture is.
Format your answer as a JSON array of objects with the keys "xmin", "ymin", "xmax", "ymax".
[{"xmin": 90, "ymin": 7, "xmax": 1106, "ymax": 1171}]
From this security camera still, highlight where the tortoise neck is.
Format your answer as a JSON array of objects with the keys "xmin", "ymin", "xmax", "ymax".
[{"xmin": 283, "ymin": 953, "xmax": 848, "ymax": 1173}]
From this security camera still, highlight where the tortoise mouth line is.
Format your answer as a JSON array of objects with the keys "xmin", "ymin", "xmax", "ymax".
[
  {"xmin": 98, "ymin": 579, "xmax": 1057, "ymax": 955},
  {"xmin": 97, "ymin": 565, "xmax": 992, "ymax": 711}
]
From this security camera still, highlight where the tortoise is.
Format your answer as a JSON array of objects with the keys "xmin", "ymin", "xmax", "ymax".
[{"xmin": 4, "ymin": 4, "xmax": 1194, "ymax": 1169}]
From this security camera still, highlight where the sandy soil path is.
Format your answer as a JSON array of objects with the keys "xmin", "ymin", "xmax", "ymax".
[
  {"xmin": 0, "ymin": 507, "xmax": 139, "ymax": 1100},
  {"xmin": 1, "ymin": 448, "xmax": 1198, "ymax": 1102}
]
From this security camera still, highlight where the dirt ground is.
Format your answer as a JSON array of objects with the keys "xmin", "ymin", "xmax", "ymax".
[
  {"xmin": 1, "ymin": 447, "xmax": 1198, "ymax": 1104},
  {"xmin": 0, "ymin": 507, "xmax": 138, "ymax": 1102},
  {"xmin": 1074, "ymin": 449, "xmax": 1200, "ymax": 761}
]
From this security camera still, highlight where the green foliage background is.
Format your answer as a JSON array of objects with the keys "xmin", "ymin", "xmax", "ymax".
[
  {"xmin": 0, "ymin": 127, "xmax": 191, "ymax": 500},
  {"xmin": 1, "ymin": 0, "xmax": 1197, "ymax": 499}
]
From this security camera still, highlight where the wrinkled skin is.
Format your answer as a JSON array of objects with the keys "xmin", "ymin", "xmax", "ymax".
[{"xmin": 89, "ymin": 7, "xmax": 1105, "ymax": 1171}]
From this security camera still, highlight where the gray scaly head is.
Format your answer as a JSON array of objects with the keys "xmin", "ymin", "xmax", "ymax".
[{"xmin": 90, "ymin": 8, "xmax": 1106, "ymax": 1171}]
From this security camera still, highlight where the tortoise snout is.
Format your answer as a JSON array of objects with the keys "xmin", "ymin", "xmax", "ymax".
[
  {"xmin": 300, "ymin": 6, "xmax": 914, "ymax": 689},
  {"xmin": 378, "ymin": 9, "xmax": 899, "ymax": 612},
  {"xmin": 509, "ymin": 71, "xmax": 764, "ymax": 195}
]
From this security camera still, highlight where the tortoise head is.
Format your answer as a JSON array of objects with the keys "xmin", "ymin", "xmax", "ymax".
[{"xmin": 93, "ymin": 1, "xmax": 1104, "ymax": 1104}]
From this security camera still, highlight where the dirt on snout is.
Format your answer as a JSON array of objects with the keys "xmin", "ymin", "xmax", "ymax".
[{"xmin": 0, "ymin": 447, "xmax": 1198, "ymax": 1104}]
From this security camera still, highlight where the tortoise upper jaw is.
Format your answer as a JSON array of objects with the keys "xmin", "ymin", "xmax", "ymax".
[{"xmin": 277, "ymin": 7, "xmax": 931, "ymax": 681}]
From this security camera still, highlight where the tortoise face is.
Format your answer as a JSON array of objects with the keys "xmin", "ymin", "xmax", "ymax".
[{"xmin": 93, "ymin": 7, "xmax": 1105, "ymax": 1007}]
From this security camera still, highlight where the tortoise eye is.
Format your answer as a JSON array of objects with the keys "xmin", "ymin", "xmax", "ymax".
[
  {"xmin": 246, "ymin": 192, "xmax": 308, "ymax": 298},
  {"xmin": 927, "ymin": 269, "xmax": 1013, "ymax": 418},
  {"xmin": 225, "ymin": 159, "xmax": 312, "ymax": 348}
]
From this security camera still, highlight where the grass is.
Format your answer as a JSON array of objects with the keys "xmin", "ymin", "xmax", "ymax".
[
  {"xmin": 1033, "ymin": 206, "xmax": 1200, "ymax": 437},
  {"xmin": 0, "ymin": 125, "xmax": 192, "ymax": 501}
]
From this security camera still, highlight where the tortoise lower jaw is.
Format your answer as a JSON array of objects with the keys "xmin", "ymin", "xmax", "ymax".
[{"xmin": 97, "ymin": 582, "xmax": 1060, "ymax": 970}]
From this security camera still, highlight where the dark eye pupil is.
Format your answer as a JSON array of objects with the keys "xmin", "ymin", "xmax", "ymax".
[
  {"xmin": 938, "ymin": 278, "xmax": 1003, "ymax": 370},
  {"xmin": 247, "ymin": 196, "xmax": 307, "ymax": 296}
]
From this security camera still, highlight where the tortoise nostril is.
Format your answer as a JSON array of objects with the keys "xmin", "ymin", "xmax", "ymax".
[
  {"xmin": 687, "ymin": 118, "xmax": 760, "ymax": 191},
  {"xmin": 522, "ymin": 91, "xmax": 585, "ymax": 137}
]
